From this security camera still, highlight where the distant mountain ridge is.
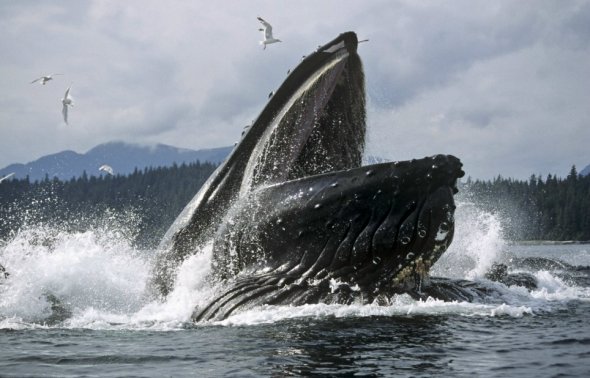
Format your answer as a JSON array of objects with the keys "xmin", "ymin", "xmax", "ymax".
[
  {"xmin": 0, "ymin": 142, "xmax": 233, "ymax": 182},
  {"xmin": 581, "ymin": 164, "xmax": 590, "ymax": 177}
]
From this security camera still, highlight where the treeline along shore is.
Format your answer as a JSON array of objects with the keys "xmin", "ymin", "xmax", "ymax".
[
  {"xmin": 462, "ymin": 166, "xmax": 590, "ymax": 242},
  {"xmin": 0, "ymin": 161, "xmax": 217, "ymax": 248},
  {"xmin": 1, "ymin": 162, "xmax": 589, "ymax": 246}
]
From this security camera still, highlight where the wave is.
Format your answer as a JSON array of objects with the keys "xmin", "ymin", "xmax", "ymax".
[{"xmin": 1, "ymin": 203, "xmax": 589, "ymax": 330}]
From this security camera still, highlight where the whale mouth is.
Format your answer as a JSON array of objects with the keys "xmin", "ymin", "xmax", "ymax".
[{"xmin": 153, "ymin": 31, "xmax": 465, "ymax": 321}]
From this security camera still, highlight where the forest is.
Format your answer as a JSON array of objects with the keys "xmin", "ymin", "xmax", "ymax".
[
  {"xmin": 1, "ymin": 162, "xmax": 589, "ymax": 247},
  {"xmin": 461, "ymin": 166, "xmax": 590, "ymax": 241},
  {"xmin": 0, "ymin": 161, "xmax": 218, "ymax": 248}
]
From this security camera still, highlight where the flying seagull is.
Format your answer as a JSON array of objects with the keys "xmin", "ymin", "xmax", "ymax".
[
  {"xmin": 99, "ymin": 164, "xmax": 114, "ymax": 176},
  {"xmin": 0, "ymin": 172, "xmax": 15, "ymax": 183},
  {"xmin": 30, "ymin": 74, "xmax": 63, "ymax": 85},
  {"xmin": 257, "ymin": 17, "xmax": 281, "ymax": 49},
  {"xmin": 61, "ymin": 86, "xmax": 74, "ymax": 124}
]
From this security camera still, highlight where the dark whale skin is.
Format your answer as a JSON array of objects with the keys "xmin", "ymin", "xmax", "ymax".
[{"xmin": 193, "ymin": 155, "xmax": 463, "ymax": 321}]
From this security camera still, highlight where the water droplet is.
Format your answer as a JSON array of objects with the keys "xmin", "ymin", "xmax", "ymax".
[
  {"xmin": 314, "ymin": 203, "xmax": 322, "ymax": 209},
  {"xmin": 372, "ymin": 257, "xmax": 382, "ymax": 265},
  {"xmin": 330, "ymin": 182, "xmax": 339, "ymax": 188},
  {"xmin": 400, "ymin": 236, "xmax": 411, "ymax": 245},
  {"xmin": 406, "ymin": 252, "xmax": 415, "ymax": 260},
  {"xmin": 418, "ymin": 229, "xmax": 427, "ymax": 238},
  {"xmin": 366, "ymin": 170, "xmax": 374, "ymax": 176},
  {"xmin": 440, "ymin": 222, "xmax": 449, "ymax": 232},
  {"xmin": 276, "ymin": 218, "xmax": 283, "ymax": 224}
]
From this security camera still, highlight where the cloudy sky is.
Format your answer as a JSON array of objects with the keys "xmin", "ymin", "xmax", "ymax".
[{"xmin": 1, "ymin": 0, "xmax": 589, "ymax": 179}]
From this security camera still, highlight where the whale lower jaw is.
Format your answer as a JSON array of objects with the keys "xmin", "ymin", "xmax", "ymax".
[{"xmin": 192, "ymin": 155, "xmax": 463, "ymax": 322}]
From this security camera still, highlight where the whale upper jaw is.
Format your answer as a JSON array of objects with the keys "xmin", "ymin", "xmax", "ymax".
[{"xmin": 153, "ymin": 32, "xmax": 367, "ymax": 296}]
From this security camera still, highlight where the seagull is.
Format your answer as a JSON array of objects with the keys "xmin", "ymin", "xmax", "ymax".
[
  {"xmin": 99, "ymin": 164, "xmax": 114, "ymax": 176},
  {"xmin": 61, "ymin": 86, "xmax": 74, "ymax": 124},
  {"xmin": 30, "ymin": 73, "xmax": 63, "ymax": 85},
  {"xmin": 257, "ymin": 17, "xmax": 281, "ymax": 50},
  {"xmin": 0, "ymin": 172, "xmax": 15, "ymax": 183}
]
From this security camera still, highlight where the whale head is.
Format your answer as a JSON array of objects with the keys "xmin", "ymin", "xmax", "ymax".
[{"xmin": 151, "ymin": 32, "xmax": 464, "ymax": 322}]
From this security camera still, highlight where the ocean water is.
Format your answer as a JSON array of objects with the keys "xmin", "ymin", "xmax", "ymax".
[{"xmin": 1, "ymin": 202, "xmax": 589, "ymax": 377}]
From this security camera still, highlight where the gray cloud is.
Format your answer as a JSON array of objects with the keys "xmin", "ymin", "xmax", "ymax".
[{"xmin": 1, "ymin": 0, "xmax": 589, "ymax": 179}]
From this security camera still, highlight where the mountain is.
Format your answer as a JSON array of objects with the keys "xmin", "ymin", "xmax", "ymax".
[
  {"xmin": 0, "ymin": 142, "xmax": 232, "ymax": 182},
  {"xmin": 581, "ymin": 164, "xmax": 590, "ymax": 177}
]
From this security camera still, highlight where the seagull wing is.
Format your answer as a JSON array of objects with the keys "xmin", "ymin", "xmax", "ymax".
[
  {"xmin": 257, "ymin": 16, "xmax": 270, "ymax": 28},
  {"xmin": 30, "ymin": 77, "xmax": 42, "ymax": 84},
  {"xmin": 257, "ymin": 17, "xmax": 273, "ymax": 39},
  {"xmin": 265, "ymin": 24, "xmax": 273, "ymax": 39},
  {"xmin": 64, "ymin": 86, "xmax": 71, "ymax": 98},
  {"xmin": 99, "ymin": 165, "xmax": 114, "ymax": 175},
  {"xmin": 62, "ymin": 102, "xmax": 68, "ymax": 124}
]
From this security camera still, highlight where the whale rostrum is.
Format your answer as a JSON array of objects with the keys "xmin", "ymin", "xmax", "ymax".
[{"xmin": 151, "ymin": 32, "xmax": 465, "ymax": 321}]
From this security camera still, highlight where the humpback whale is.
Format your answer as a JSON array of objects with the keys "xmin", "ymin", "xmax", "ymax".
[{"xmin": 152, "ymin": 32, "xmax": 465, "ymax": 321}]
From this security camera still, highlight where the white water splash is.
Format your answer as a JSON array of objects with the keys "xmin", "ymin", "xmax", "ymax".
[
  {"xmin": 1, "ymin": 201, "xmax": 588, "ymax": 329},
  {"xmin": 431, "ymin": 200, "xmax": 506, "ymax": 279},
  {"xmin": 0, "ymin": 225, "xmax": 218, "ymax": 330},
  {"xmin": 0, "ymin": 227, "xmax": 150, "ymax": 322},
  {"xmin": 215, "ymin": 296, "xmax": 534, "ymax": 327},
  {"xmin": 529, "ymin": 270, "xmax": 590, "ymax": 301}
]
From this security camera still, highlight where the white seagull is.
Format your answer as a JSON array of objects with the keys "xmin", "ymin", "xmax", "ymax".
[
  {"xmin": 0, "ymin": 172, "xmax": 15, "ymax": 183},
  {"xmin": 31, "ymin": 73, "xmax": 63, "ymax": 85},
  {"xmin": 61, "ymin": 86, "xmax": 74, "ymax": 124},
  {"xmin": 257, "ymin": 17, "xmax": 281, "ymax": 49},
  {"xmin": 99, "ymin": 164, "xmax": 114, "ymax": 176}
]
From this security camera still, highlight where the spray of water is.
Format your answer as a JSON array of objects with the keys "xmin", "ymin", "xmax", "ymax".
[
  {"xmin": 431, "ymin": 199, "xmax": 506, "ymax": 279},
  {"xmin": 1, "ymin": 190, "xmax": 587, "ymax": 329}
]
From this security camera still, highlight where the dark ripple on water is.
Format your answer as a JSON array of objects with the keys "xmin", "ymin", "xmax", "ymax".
[{"xmin": 1, "ymin": 302, "xmax": 590, "ymax": 377}]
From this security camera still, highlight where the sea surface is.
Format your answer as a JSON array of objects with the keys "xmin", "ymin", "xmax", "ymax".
[{"xmin": 1, "ymin": 203, "xmax": 589, "ymax": 377}]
